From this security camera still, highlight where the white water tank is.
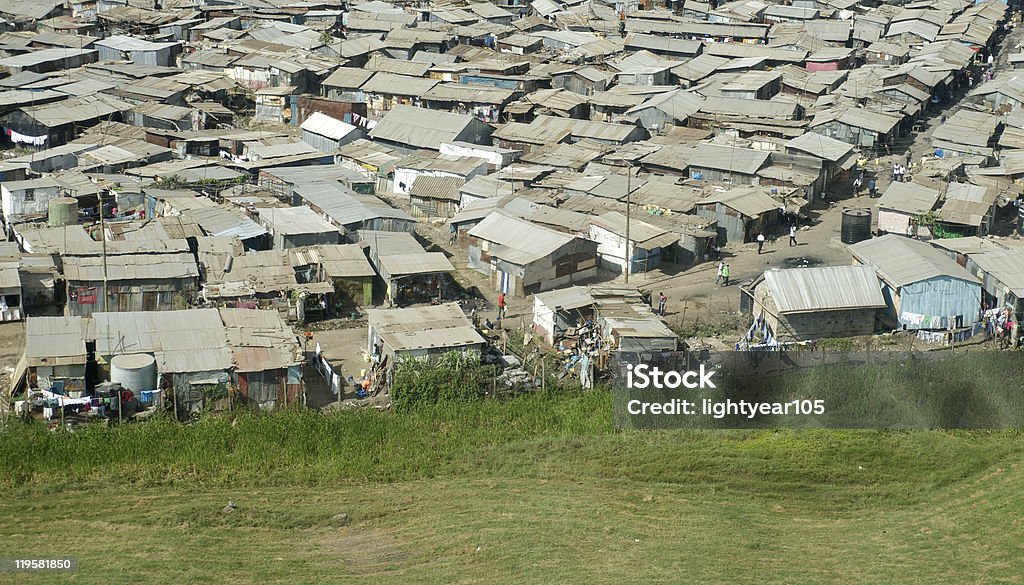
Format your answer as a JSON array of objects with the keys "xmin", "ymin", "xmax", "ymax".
[{"xmin": 110, "ymin": 354, "xmax": 157, "ymax": 393}]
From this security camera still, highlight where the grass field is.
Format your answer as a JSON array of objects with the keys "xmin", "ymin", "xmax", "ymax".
[{"xmin": 2, "ymin": 390, "xmax": 1024, "ymax": 584}]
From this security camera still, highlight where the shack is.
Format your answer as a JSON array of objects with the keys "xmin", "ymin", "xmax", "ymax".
[
  {"xmin": 359, "ymin": 230, "xmax": 455, "ymax": 306},
  {"xmin": 745, "ymin": 265, "xmax": 886, "ymax": 341},
  {"xmin": 849, "ymin": 234, "xmax": 981, "ymax": 330},
  {"xmin": 366, "ymin": 302, "xmax": 485, "ymax": 362},
  {"xmin": 532, "ymin": 285, "xmax": 595, "ymax": 346},
  {"xmin": 259, "ymin": 205, "xmax": 341, "ymax": 249},
  {"xmin": 467, "ymin": 211, "xmax": 598, "ymax": 296},
  {"xmin": 22, "ymin": 316, "xmax": 88, "ymax": 396},
  {"xmin": 694, "ymin": 187, "xmax": 782, "ymax": 244},
  {"xmin": 876, "ymin": 182, "xmax": 940, "ymax": 237},
  {"xmin": 62, "ymin": 253, "xmax": 200, "ymax": 317},
  {"xmin": 587, "ymin": 211, "xmax": 679, "ymax": 275},
  {"xmin": 219, "ymin": 307, "xmax": 304, "ymax": 409}
]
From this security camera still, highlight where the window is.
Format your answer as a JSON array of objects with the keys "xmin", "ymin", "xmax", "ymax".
[{"xmin": 23, "ymin": 189, "xmax": 34, "ymax": 202}]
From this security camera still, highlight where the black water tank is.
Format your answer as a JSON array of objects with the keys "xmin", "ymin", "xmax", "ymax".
[{"xmin": 841, "ymin": 208, "xmax": 872, "ymax": 244}]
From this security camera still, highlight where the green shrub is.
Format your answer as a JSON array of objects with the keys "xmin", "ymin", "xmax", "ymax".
[{"xmin": 391, "ymin": 350, "xmax": 499, "ymax": 411}]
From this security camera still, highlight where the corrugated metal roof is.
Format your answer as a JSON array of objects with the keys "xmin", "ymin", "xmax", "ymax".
[
  {"xmin": 367, "ymin": 302, "xmax": 483, "ymax": 352},
  {"xmin": 785, "ymin": 132, "xmax": 854, "ymax": 162},
  {"xmin": 689, "ymin": 144, "xmax": 770, "ymax": 175},
  {"xmin": 299, "ymin": 244, "xmax": 375, "ymax": 278},
  {"xmin": 697, "ymin": 187, "xmax": 781, "ymax": 218},
  {"xmin": 379, "ymin": 252, "xmax": 455, "ymax": 276},
  {"xmin": 185, "ymin": 207, "xmax": 268, "ymax": 241},
  {"xmin": 369, "ymin": 104, "xmax": 482, "ymax": 150},
  {"xmin": 93, "ymin": 309, "xmax": 233, "ymax": 373},
  {"xmin": 300, "ymin": 112, "xmax": 359, "ymax": 141},
  {"xmin": 534, "ymin": 285, "xmax": 594, "ymax": 311},
  {"xmin": 468, "ymin": 210, "xmax": 575, "ymax": 265},
  {"xmin": 262, "ymin": 206, "xmax": 340, "ymax": 236},
  {"xmin": 763, "ymin": 265, "xmax": 885, "ymax": 314},
  {"xmin": 25, "ymin": 316, "xmax": 87, "ymax": 365},
  {"xmin": 590, "ymin": 211, "xmax": 679, "ymax": 249},
  {"xmin": 970, "ymin": 248, "xmax": 1024, "ymax": 296},
  {"xmin": 295, "ymin": 182, "xmax": 414, "ymax": 226},
  {"xmin": 361, "ymin": 72, "xmax": 438, "ymax": 97},
  {"xmin": 409, "ymin": 175, "xmax": 465, "ymax": 201},
  {"xmin": 62, "ymin": 253, "xmax": 199, "ymax": 282},
  {"xmin": 849, "ymin": 234, "xmax": 980, "ymax": 288},
  {"xmin": 219, "ymin": 307, "xmax": 301, "ymax": 372},
  {"xmin": 877, "ymin": 182, "xmax": 940, "ymax": 214}
]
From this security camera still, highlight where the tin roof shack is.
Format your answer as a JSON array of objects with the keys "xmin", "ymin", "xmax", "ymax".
[
  {"xmin": 259, "ymin": 205, "xmax": 341, "ymax": 249},
  {"xmin": 183, "ymin": 206, "xmax": 271, "ymax": 250},
  {"xmin": 876, "ymin": 182, "xmax": 941, "ymax": 238},
  {"xmin": 1, "ymin": 177, "xmax": 61, "ymax": 229},
  {"xmin": 694, "ymin": 187, "xmax": 782, "ymax": 244},
  {"xmin": 810, "ymin": 107, "xmax": 903, "ymax": 148},
  {"xmin": 597, "ymin": 298, "xmax": 678, "ymax": 353},
  {"xmin": 367, "ymin": 302, "xmax": 485, "ymax": 363},
  {"xmin": 0, "ymin": 47, "xmax": 97, "ymax": 74},
  {"xmin": 0, "ymin": 261, "xmax": 23, "ymax": 321},
  {"xmin": 930, "ymin": 109, "xmax": 1000, "ymax": 159},
  {"xmin": 744, "ymin": 265, "xmax": 886, "ymax": 341},
  {"xmin": 3, "ymin": 95, "xmax": 133, "ymax": 147},
  {"xmin": 936, "ymin": 183, "xmax": 999, "ymax": 237},
  {"xmin": 63, "ymin": 253, "xmax": 200, "ymax": 317},
  {"xmin": 290, "ymin": 244, "xmax": 375, "ymax": 307},
  {"xmin": 293, "ymin": 182, "xmax": 416, "ymax": 239},
  {"xmin": 219, "ymin": 307, "xmax": 303, "ymax": 410},
  {"xmin": 966, "ymin": 248, "xmax": 1024, "ymax": 318},
  {"xmin": 94, "ymin": 36, "xmax": 181, "ymax": 67},
  {"xmin": 849, "ymin": 234, "xmax": 981, "ymax": 330},
  {"xmin": 532, "ymin": 285, "xmax": 595, "ymax": 346},
  {"xmin": 686, "ymin": 144, "xmax": 770, "ymax": 186},
  {"xmin": 408, "ymin": 175, "xmax": 465, "ymax": 219},
  {"xmin": 24, "ymin": 316, "xmax": 88, "ymax": 396},
  {"xmin": 467, "ymin": 211, "xmax": 598, "ymax": 297},
  {"xmin": 19, "ymin": 252, "xmax": 58, "ymax": 308},
  {"xmin": 368, "ymin": 105, "xmax": 494, "ymax": 151},
  {"xmin": 393, "ymin": 152, "xmax": 489, "ymax": 196},
  {"xmin": 299, "ymin": 112, "xmax": 365, "ymax": 152},
  {"xmin": 588, "ymin": 211, "xmax": 679, "ymax": 275},
  {"xmin": 92, "ymin": 309, "xmax": 233, "ymax": 418},
  {"xmin": 358, "ymin": 230, "xmax": 455, "ymax": 306}
]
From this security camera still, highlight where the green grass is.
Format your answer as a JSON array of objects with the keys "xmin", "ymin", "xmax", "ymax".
[{"xmin": 2, "ymin": 391, "xmax": 1024, "ymax": 583}]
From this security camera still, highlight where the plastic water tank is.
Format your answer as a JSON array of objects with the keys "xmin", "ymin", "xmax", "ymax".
[
  {"xmin": 841, "ymin": 208, "xmax": 872, "ymax": 245},
  {"xmin": 47, "ymin": 197, "xmax": 79, "ymax": 227},
  {"xmin": 110, "ymin": 354, "xmax": 157, "ymax": 393}
]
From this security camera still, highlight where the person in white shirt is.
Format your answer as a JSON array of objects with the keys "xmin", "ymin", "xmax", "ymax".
[{"xmin": 756, "ymin": 233, "xmax": 766, "ymax": 254}]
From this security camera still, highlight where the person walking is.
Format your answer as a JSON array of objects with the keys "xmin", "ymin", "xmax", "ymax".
[
  {"xmin": 448, "ymin": 223, "xmax": 457, "ymax": 245},
  {"xmin": 715, "ymin": 260, "xmax": 724, "ymax": 284},
  {"xmin": 756, "ymin": 233, "xmax": 765, "ymax": 254},
  {"xmin": 789, "ymin": 225, "xmax": 797, "ymax": 247},
  {"xmin": 721, "ymin": 263, "xmax": 730, "ymax": 286},
  {"xmin": 868, "ymin": 177, "xmax": 877, "ymax": 197},
  {"xmin": 497, "ymin": 292, "xmax": 506, "ymax": 320},
  {"xmin": 657, "ymin": 292, "xmax": 667, "ymax": 316}
]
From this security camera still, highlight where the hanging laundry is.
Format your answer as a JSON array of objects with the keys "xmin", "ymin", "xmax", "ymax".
[{"xmin": 9, "ymin": 130, "xmax": 47, "ymax": 146}]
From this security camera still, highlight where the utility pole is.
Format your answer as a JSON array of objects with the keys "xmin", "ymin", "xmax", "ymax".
[{"xmin": 624, "ymin": 161, "xmax": 631, "ymax": 284}]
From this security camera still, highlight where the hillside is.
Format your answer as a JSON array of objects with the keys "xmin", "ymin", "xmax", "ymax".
[{"xmin": 2, "ymin": 392, "xmax": 1023, "ymax": 584}]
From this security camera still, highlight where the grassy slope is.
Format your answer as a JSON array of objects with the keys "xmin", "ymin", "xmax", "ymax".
[{"xmin": 1, "ymin": 392, "xmax": 1023, "ymax": 584}]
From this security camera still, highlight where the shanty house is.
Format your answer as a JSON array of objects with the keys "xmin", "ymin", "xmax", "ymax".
[
  {"xmin": 746, "ymin": 265, "xmax": 886, "ymax": 340},
  {"xmin": 532, "ymin": 286, "xmax": 595, "ymax": 346},
  {"xmin": 290, "ymin": 244, "xmax": 375, "ymax": 307},
  {"xmin": 467, "ymin": 211, "xmax": 599, "ymax": 296},
  {"xmin": 259, "ymin": 205, "xmax": 341, "ymax": 249},
  {"xmin": 299, "ymin": 112, "xmax": 365, "ymax": 152},
  {"xmin": 368, "ymin": 105, "xmax": 493, "ymax": 151},
  {"xmin": 694, "ymin": 187, "xmax": 782, "ymax": 244},
  {"xmin": 408, "ymin": 175, "xmax": 465, "ymax": 219},
  {"xmin": 23, "ymin": 316, "xmax": 88, "ymax": 396},
  {"xmin": 0, "ymin": 262, "xmax": 23, "ymax": 321},
  {"xmin": 62, "ymin": 253, "xmax": 200, "ymax": 317},
  {"xmin": 1, "ymin": 177, "xmax": 61, "ymax": 228},
  {"xmin": 359, "ymin": 230, "xmax": 455, "ymax": 306},
  {"xmin": 849, "ymin": 234, "xmax": 981, "ymax": 330},
  {"xmin": 219, "ymin": 307, "xmax": 303, "ymax": 409},
  {"xmin": 876, "ymin": 182, "xmax": 940, "ymax": 237},
  {"xmin": 686, "ymin": 144, "xmax": 770, "ymax": 185},
  {"xmin": 810, "ymin": 107, "xmax": 903, "ymax": 147},
  {"xmin": 367, "ymin": 302, "xmax": 485, "ymax": 363},
  {"xmin": 94, "ymin": 36, "xmax": 181, "ymax": 66},
  {"xmin": 588, "ymin": 211, "xmax": 680, "ymax": 275}
]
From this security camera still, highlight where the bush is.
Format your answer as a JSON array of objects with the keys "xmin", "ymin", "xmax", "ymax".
[{"xmin": 391, "ymin": 351, "xmax": 499, "ymax": 412}]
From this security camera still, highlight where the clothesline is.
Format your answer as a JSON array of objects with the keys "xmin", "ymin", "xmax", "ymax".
[{"xmin": 3, "ymin": 127, "xmax": 47, "ymax": 146}]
